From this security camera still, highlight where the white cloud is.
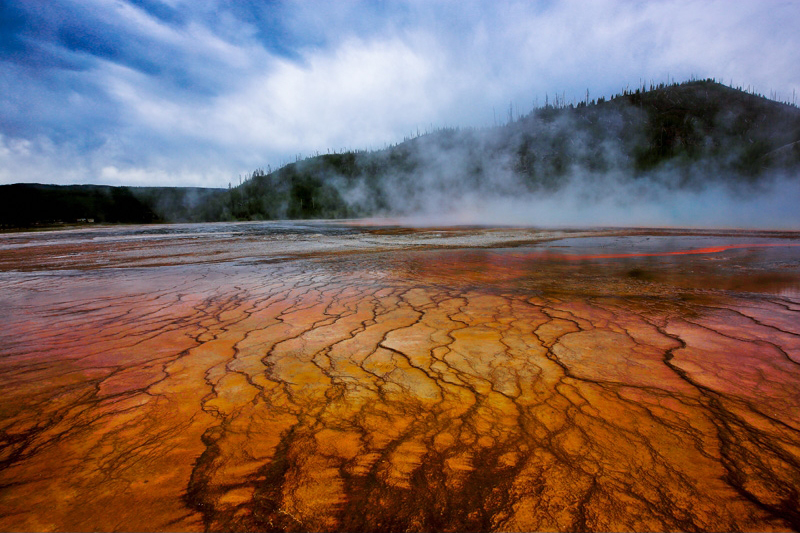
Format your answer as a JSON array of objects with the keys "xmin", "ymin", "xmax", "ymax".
[
  {"xmin": 0, "ymin": 133, "xmax": 230, "ymax": 188},
  {"xmin": 210, "ymin": 34, "xmax": 449, "ymax": 151},
  {"xmin": 0, "ymin": 134, "xmax": 90, "ymax": 185},
  {"xmin": 99, "ymin": 164, "xmax": 229, "ymax": 187}
]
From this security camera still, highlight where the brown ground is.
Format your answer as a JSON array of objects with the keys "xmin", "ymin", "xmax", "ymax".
[{"xmin": 0, "ymin": 224, "xmax": 799, "ymax": 532}]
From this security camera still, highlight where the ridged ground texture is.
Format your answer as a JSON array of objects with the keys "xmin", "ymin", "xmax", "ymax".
[{"xmin": 1, "ymin": 227, "xmax": 799, "ymax": 532}]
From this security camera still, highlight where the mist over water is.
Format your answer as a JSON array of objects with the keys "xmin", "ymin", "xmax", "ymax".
[
  {"xmin": 325, "ymin": 86, "xmax": 800, "ymax": 230},
  {"xmin": 332, "ymin": 128, "xmax": 800, "ymax": 228},
  {"xmin": 385, "ymin": 173, "xmax": 800, "ymax": 229}
]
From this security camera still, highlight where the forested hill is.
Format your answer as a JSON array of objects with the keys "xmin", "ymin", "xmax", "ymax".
[
  {"xmin": 210, "ymin": 79, "xmax": 800, "ymax": 221},
  {"xmin": 0, "ymin": 184, "xmax": 224, "ymax": 227},
  {"xmin": 3, "ymin": 79, "xmax": 800, "ymax": 227}
]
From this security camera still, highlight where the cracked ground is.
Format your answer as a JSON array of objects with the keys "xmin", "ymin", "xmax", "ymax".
[{"xmin": 1, "ymin": 225, "xmax": 799, "ymax": 532}]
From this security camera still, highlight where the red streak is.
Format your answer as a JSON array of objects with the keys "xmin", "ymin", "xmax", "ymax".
[{"xmin": 515, "ymin": 242, "xmax": 800, "ymax": 261}]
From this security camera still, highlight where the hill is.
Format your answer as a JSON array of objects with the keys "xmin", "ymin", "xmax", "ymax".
[
  {"xmin": 216, "ymin": 79, "xmax": 800, "ymax": 221},
  {"xmin": 3, "ymin": 79, "xmax": 799, "ymax": 227},
  {"xmin": 0, "ymin": 184, "xmax": 224, "ymax": 228}
]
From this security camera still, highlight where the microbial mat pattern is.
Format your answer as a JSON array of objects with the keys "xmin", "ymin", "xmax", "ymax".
[{"xmin": 0, "ymin": 225, "xmax": 799, "ymax": 532}]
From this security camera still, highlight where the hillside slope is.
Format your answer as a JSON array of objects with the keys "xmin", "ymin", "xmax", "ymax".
[{"xmin": 217, "ymin": 80, "xmax": 800, "ymax": 221}]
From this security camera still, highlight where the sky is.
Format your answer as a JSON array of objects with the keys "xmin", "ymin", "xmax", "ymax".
[{"xmin": 1, "ymin": 0, "xmax": 799, "ymax": 188}]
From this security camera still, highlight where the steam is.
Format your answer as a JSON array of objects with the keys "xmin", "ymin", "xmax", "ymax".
[
  {"xmin": 401, "ymin": 173, "xmax": 800, "ymax": 229},
  {"xmin": 330, "ymin": 99, "xmax": 800, "ymax": 229}
]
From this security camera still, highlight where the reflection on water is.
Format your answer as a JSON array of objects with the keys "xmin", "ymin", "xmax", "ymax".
[
  {"xmin": 389, "ymin": 238, "xmax": 800, "ymax": 298},
  {"xmin": 0, "ymin": 225, "xmax": 799, "ymax": 531}
]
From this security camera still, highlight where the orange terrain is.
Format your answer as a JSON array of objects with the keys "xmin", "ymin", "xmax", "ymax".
[{"xmin": 1, "ymin": 226, "xmax": 799, "ymax": 532}]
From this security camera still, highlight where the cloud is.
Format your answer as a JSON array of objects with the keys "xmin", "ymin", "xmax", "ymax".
[
  {"xmin": 0, "ymin": 0, "xmax": 799, "ymax": 187},
  {"xmin": 0, "ymin": 132, "xmax": 231, "ymax": 187},
  {"xmin": 208, "ymin": 34, "xmax": 450, "ymax": 152}
]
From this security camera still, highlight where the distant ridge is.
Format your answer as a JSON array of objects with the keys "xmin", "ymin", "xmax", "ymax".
[{"xmin": 0, "ymin": 184, "xmax": 223, "ymax": 228}]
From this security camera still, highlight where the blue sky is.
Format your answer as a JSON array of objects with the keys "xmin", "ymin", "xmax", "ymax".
[{"xmin": 1, "ymin": 0, "xmax": 799, "ymax": 187}]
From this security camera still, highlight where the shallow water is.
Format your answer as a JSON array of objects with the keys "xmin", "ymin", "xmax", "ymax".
[{"xmin": 1, "ymin": 222, "xmax": 799, "ymax": 531}]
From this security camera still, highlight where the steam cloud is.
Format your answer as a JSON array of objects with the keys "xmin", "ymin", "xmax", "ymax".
[{"xmin": 326, "ymin": 95, "xmax": 800, "ymax": 229}]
